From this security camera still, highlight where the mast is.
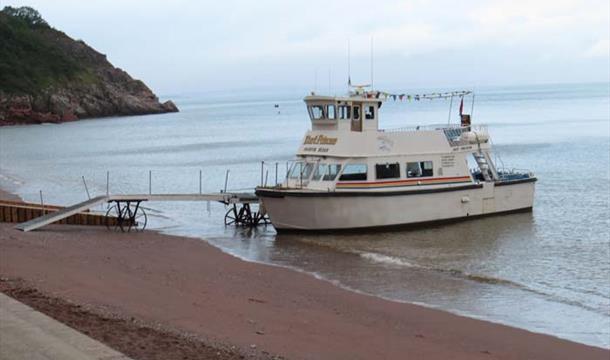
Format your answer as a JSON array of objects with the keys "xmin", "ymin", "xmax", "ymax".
[{"xmin": 370, "ymin": 36, "xmax": 374, "ymax": 90}]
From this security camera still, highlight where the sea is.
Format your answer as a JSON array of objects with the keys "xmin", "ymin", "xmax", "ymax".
[{"xmin": 1, "ymin": 82, "xmax": 609, "ymax": 348}]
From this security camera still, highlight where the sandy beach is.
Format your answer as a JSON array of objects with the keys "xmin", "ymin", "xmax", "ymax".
[{"xmin": 0, "ymin": 188, "xmax": 607, "ymax": 360}]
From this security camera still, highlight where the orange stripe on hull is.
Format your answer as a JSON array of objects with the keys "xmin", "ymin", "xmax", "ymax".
[{"xmin": 336, "ymin": 176, "xmax": 472, "ymax": 188}]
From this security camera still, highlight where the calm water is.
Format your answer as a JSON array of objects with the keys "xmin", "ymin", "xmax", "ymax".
[{"xmin": 1, "ymin": 82, "xmax": 609, "ymax": 348}]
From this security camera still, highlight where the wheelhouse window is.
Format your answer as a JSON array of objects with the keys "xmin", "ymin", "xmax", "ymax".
[
  {"xmin": 376, "ymin": 163, "xmax": 400, "ymax": 179},
  {"xmin": 309, "ymin": 105, "xmax": 325, "ymax": 120},
  {"xmin": 365, "ymin": 105, "xmax": 375, "ymax": 120},
  {"xmin": 327, "ymin": 105, "xmax": 336, "ymax": 120},
  {"xmin": 313, "ymin": 164, "xmax": 342, "ymax": 181},
  {"xmin": 406, "ymin": 161, "xmax": 433, "ymax": 178},
  {"xmin": 338, "ymin": 164, "xmax": 367, "ymax": 181},
  {"xmin": 353, "ymin": 105, "xmax": 361, "ymax": 120},
  {"xmin": 338, "ymin": 105, "xmax": 351, "ymax": 119}
]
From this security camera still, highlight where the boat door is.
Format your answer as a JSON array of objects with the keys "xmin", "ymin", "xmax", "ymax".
[{"xmin": 351, "ymin": 105, "xmax": 362, "ymax": 132}]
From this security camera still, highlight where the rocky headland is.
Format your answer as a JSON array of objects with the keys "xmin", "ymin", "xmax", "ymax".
[{"xmin": 0, "ymin": 6, "xmax": 178, "ymax": 126}]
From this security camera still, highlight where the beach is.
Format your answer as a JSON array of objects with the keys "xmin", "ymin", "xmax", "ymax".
[{"xmin": 0, "ymin": 186, "xmax": 607, "ymax": 360}]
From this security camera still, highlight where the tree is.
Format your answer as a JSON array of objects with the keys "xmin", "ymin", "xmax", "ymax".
[{"xmin": 1, "ymin": 6, "xmax": 48, "ymax": 28}]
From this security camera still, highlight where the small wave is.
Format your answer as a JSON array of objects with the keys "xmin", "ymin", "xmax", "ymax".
[
  {"xmin": 441, "ymin": 269, "xmax": 524, "ymax": 287},
  {"xmin": 359, "ymin": 252, "xmax": 421, "ymax": 268},
  {"xmin": 356, "ymin": 251, "xmax": 607, "ymax": 316}
]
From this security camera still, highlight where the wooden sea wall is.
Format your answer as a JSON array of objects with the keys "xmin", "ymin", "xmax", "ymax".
[{"xmin": 0, "ymin": 200, "xmax": 114, "ymax": 226}]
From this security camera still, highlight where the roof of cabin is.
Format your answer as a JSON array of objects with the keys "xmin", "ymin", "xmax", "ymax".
[{"xmin": 304, "ymin": 93, "xmax": 386, "ymax": 103}]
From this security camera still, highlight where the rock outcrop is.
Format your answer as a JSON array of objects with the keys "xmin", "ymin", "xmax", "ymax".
[{"xmin": 0, "ymin": 6, "xmax": 178, "ymax": 126}]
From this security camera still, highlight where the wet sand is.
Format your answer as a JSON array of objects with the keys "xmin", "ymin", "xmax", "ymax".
[{"xmin": 0, "ymin": 219, "xmax": 607, "ymax": 360}]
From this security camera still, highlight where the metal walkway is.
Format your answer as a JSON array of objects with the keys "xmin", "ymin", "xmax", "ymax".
[
  {"xmin": 15, "ymin": 196, "xmax": 109, "ymax": 232},
  {"xmin": 15, "ymin": 192, "xmax": 259, "ymax": 232}
]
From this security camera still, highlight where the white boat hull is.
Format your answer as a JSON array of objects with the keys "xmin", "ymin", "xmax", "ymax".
[{"xmin": 257, "ymin": 180, "xmax": 535, "ymax": 231}]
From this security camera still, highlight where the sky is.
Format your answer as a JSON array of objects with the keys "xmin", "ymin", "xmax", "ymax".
[{"xmin": 2, "ymin": 0, "xmax": 609, "ymax": 95}]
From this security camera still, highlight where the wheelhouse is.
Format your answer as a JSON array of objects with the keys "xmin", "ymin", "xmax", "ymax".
[{"xmin": 305, "ymin": 95, "xmax": 381, "ymax": 133}]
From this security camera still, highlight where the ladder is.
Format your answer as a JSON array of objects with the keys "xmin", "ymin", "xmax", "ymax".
[{"xmin": 473, "ymin": 152, "xmax": 494, "ymax": 181}]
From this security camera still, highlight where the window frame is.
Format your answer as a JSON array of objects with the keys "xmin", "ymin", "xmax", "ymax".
[
  {"xmin": 327, "ymin": 104, "xmax": 336, "ymax": 120},
  {"xmin": 288, "ymin": 162, "xmax": 315, "ymax": 180},
  {"xmin": 375, "ymin": 162, "xmax": 401, "ymax": 180},
  {"xmin": 308, "ymin": 105, "xmax": 325, "ymax": 120},
  {"xmin": 406, "ymin": 161, "xmax": 434, "ymax": 178},
  {"xmin": 313, "ymin": 163, "xmax": 342, "ymax": 181},
  {"xmin": 338, "ymin": 163, "xmax": 368, "ymax": 181},
  {"xmin": 364, "ymin": 104, "xmax": 375, "ymax": 120},
  {"xmin": 353, "ymin": 105, "xmax": 361, "ymax": 120},
  {"xmin": 338, "ymin": 105, "xmax": 351, "ymax": 120}
]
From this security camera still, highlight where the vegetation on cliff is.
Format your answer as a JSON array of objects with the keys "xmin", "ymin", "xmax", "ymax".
[{"xmin": 0, "ymin": 6, "xmax": 178, "ymax": 125}]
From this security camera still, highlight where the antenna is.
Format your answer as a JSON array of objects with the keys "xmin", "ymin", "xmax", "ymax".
[
  {"xmin": 470, "ymin": 92, "xmax": 476, "ymax": 118},
  {"xmin": 370, "ymin": 36, "xmax": 374, "ymax": 90},
  {"xmin": 328, "ymin": 68, "xmax": 331, "ymax": 95},
  {"xmin": 347, "ymin": 39, "xmax": 351, "ymax": 90}
]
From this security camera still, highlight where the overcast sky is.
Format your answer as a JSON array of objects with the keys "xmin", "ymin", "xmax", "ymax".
[{"xmin": 3, "ymin": 0, "xmax": 609, "ymax": 95}]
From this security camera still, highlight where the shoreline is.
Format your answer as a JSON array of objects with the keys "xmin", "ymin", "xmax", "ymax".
[{"xmin": 0, "ymin": 197, "xmax": 608, "ymax": 360}]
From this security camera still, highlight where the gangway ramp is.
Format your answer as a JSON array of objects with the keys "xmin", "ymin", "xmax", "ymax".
[
  {"xmin": 15, "ymin": 195, "xmax": 109, "ymax": 232},
  {"xmin": 15, "ymin": 192, "xmax": 260, "ymax": 232}
]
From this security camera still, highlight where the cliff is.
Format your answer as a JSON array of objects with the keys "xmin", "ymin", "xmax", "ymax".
[{"xmin": 0, "ymin": 6, "xmax": 178, "ymax": 125}]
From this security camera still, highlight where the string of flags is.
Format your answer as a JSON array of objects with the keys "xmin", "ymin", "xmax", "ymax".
[{"xmin": 361, "ymin": 90, "xmax": 472, "ymax": 101}]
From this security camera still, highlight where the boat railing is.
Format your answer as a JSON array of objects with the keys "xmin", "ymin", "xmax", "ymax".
[
  {"xmin": 383, "ymin": 124, "xmax": 487, "ymax": 133},
  {"xmin": 496, "ymin": 168, "xmax": 535, "ymax": 181},
  {"xmin": 255, "ymin": 159, "xmax": 311, "ymax": 190}
]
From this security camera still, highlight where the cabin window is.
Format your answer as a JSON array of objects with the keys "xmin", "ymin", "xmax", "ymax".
[
  {"xmin": 309, "ymin": 105, "xmax": 325, "ymax": 120},
  {"xmin": 289, "ymin": 162, "xmax": 315, "ymax": 180},
  {"xmin": 338, "ymin": 105, "xmax": 351, "ymax": 119},
  {"xmin": 314, "ymin": 164, "xmax": 342, "ymax": 181},
  {"xmin": 339, "ymin": 164, "xmax": 367, "ymax": 181},
  {"xmin": 365, "ymin": 105, "xmax": 375, "ymax": 120},
  {"xmin": 288, "ymin": 162, "xmax": 303, "ymax": 179},
  {"xmin": 376, "ymin": 163, "xmax": 400, "ymax": 179},
  {"xmin": 353, "ymin": 105, "xmax": 361, "ymax": 120},
  {"xmin": 327, "ymin": 105, "xmax": 336, "ymax": 120},
  {"xmin": 406, "ymin": 161, "xmax": 434, "ymax": 178}
]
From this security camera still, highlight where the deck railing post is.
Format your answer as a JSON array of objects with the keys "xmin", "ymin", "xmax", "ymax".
[
  {"xmin": 275, "ymin": 162, "xmax": 278, "ymax": 186},
  {"xmin": 447, "ymin": 94, "xmax": 453, "ymax": 124},
  {"xmin": 264, "ymin": 170, "xmax": 268, "ymax": 187},
  {"xmin": 82, "ymin": 176, "xmax": 91, "ymax": 200},
  {"xmin": 199, "ymin": 170, "xmax": 202, "ymax": 194},
  {"xmin": 299, "ymin": 162, "xmax": 303, "ymax": 188},
  {"xmin": 260, "ymin": 161, "xmax": 265, "ymax": 187},
  {"xmin": 223, "ymin": 169, "xmax": 230, "ymax": 193},
  {"xmin": 39, "ymin": 190, "xmax": 44, "ymax": 215}
]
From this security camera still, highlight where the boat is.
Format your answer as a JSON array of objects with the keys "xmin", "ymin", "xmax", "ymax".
[{"xmin": 255, "ymin": 87, "xmax": 536, "ymax": 231}]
